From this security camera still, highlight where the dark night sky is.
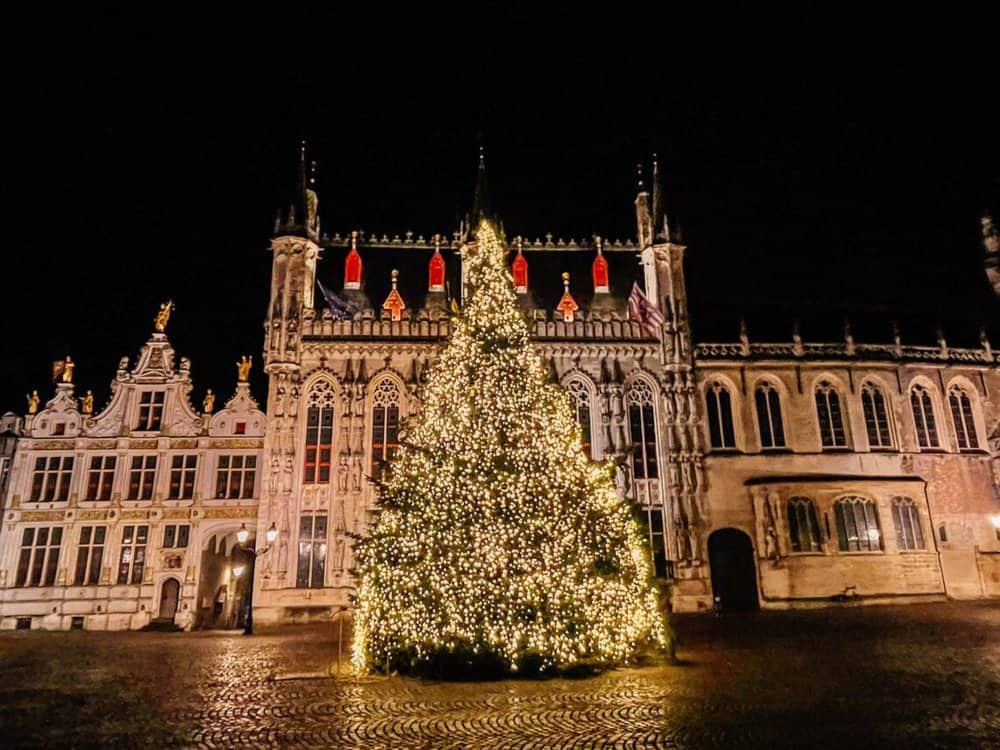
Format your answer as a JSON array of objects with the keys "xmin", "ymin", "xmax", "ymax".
[{"xmin": 3, "ymin": 9, "xmax": 997, "ymax": 414}]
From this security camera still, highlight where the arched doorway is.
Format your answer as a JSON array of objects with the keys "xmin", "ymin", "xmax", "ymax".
[
  {"xmin": 158, "ymin": 578, "xmax": 180, "ymax": 620},
  {"xmin": 708, "ymin": 528, "xmax": 759, "ymax": 611}
]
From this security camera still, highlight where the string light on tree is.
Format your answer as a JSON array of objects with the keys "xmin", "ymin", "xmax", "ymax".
[{"xmin": 352, "ymin": 219, "xmax": 667, "ymax": 675}]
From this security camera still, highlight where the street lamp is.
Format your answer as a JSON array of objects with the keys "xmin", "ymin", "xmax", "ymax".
[{"xmin": 234, "ymin": 522, "xmax": 278, "ymax": 635}]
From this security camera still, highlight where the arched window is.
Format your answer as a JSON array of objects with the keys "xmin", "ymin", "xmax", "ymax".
[
  {"xmin": 787, "ymin": 497, "xmax": 822, "ymax": 552},
  {"xmin": 627, "ymin": 379, "xmax": 668, "ymax": 578},
  {"xmin": 370, "ymin": 380, "xmax": 401, "ymax": 480},
  {"xmin": 815, "ymin": 381, "xmax": 848, "ymax": 448},
  {"xmin": 627, "ymin": 379, "xmax": 658, "ymax": 479},
  {"xmin": 754, "ymin": 382, "xmax": 785, "ymax": 449},
  {"xmin": 891, "ymin": 497, "xmax": 924, "ymax": 550},
  {"xmin": 565, "ymin": 379, "xmax": 593, "ymax": 458},
  {"xmin": 705, "ymin": 381, "xmax": 736, "ymax": 450},
  {"xmin": 861, "ymin": 382, "xmax": 893, "ymax": 449},
  {"xmin": 947, "ymin": 386, "xmax": 979, "ymax": 450},
  {"xmin": 910, "ymin": 385, "xmax": 939, "ymax": 449},
  {"xmin": 304, "ymin": 380, "xmax": 336, "ymax": 483},
  {"xmin": 834, "ymin": 496, "xmax": 882, "ymax": 552}
]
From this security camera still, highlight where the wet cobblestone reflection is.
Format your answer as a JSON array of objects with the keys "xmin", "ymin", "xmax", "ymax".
[{"xmin": 1, "ymin": 601, "xmax": 998, "ymax": 748}]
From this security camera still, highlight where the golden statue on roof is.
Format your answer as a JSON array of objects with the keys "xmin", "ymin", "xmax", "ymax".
[
  {"xmin": 154, "ymin": 300, "xmax": 174, "ymax": 332},
  {"xmin": 237, "ymin": 355, "xmax": 252, "ymax": 382}
]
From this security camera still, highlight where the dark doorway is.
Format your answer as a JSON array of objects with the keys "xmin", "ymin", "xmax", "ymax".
[
  {"xmin": 708, "ymin": 528, "xmax": 759, "ymax": 611},
  {"xmin": 158, "ymin": 578, "xmax": 180, "ymax": 620}
]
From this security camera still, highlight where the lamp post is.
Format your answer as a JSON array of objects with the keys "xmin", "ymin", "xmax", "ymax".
[{"xmin": 234, "ymin": 521, "xmax": 278, "ymax": 635}]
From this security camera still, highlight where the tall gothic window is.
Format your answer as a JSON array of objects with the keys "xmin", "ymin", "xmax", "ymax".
[
  {"xmin": 565, "ymin": 379, "xmax": 593, "ymax": 458},
  {"xmin": 834, "ymin": 496, "xmax": 881, "ymax": 552},
  {"xmin": 754, "ymin": 382, "xmax": 785, "ymax": 449},
  {"xmin": 627, "ymin": 379, "xmax": 658, "ymax": 479},
  {"xmin": 304, "ymin": 380, "xmax": 336, "ymax": 483},
  {"xmin": 370, "ymin": 380, "xmax": 401, "ymax": 480},
  {"xmin": 947, "ymin": 386, "xmax": 979, "ymax": 450},
  {"xmin": 705, "ymin": 381, "xmax": 736, "ymax": 450},
  {"xmin": 787, "ymin": 497, "xmax": 822, "ymax": 552},
  {"xmin": 815, "ymin": 381, "xmax": 848, "ymax": 449},
  {"xmin": 891, "ymin": 497, "xmax": 924, "ymax": 550},
  {"xmin": 297, "ymin": 514, "xmax": 327, "ymax": 588},
  {"xmin": 861, "ymin": 382, "xmax": 893, "ymax": 449},
  {"xmin": 910, "ymin": 385, "xmax": 939, "ymax": 449}
]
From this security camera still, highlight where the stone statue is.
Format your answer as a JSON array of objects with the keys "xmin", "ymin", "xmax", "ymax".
[
  {"xmin": 237, "ymin": 355, "xmax": 253, "ymax": 382},
  {"xmin": 81, "ymin": 390, "xmax": 94, "ymax": 414},
  {"xmin": 62, "ymin": 356, "xmax": 75, "ymax": 383},
  {"xmin": 26, "ymin": 390, "xmax": 40, "ymax": 414},
  {"xmin": 203, "ymin": 389, "xmax": 215, "ymax": 413},
  {"xmin": 154, "ymin": 300, "xmax": 174, "ymax": 332}
]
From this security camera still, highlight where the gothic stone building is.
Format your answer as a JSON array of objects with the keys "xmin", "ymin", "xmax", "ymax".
[
  {"xmin": 250, "ymin": 173, "xmax": 1000, "ymax": 625},
  {"xmin": 0, "ymin": 331, "xmax": 265, "ymax": 630}
]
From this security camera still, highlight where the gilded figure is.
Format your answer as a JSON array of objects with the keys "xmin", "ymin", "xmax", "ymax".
[
  {"xmin": 237, "ymin": 355, "xmax": 252, "ymax": 382},
  {"xmin": 154, "ymin": 300, "xmax": 174, "ymax": 332},
  {"xmin": 26, "ymin": 390, "xmax": 40, "ymax": 414},
  {"xmin": 81, "ymin": 390, "xmax": 94, "ymax": 414},
  {"xmin": 203, "ymin": 389, "xmax": 215, "ymax": 413},
  {"xmin": 62, "ymin": 356, "xmax": 75, "ymax": 383}
]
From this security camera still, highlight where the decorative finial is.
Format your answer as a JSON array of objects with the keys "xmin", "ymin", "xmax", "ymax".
[
  {"xmin": 154, "ymin": 300, "xmax": 174, "ymax": 333},
  {"xmin": 595, "ymin": 235, "xmax": 603, "ymax": 254},
  {"xmin": 391, "ymin": 268, "xmax": 399, "ymax": 289},
  {"xmin": 556, "ymin": 272, "xmax": 579, "ymax": 322},
  {"xmin": 479, "ymin": 144, "xmax": 485, "ymax": 166},
  {"xmin": 351, "ymin": 230, "xmax": 358, "ymax": 250},
  {"xmin": 236, "ymin": 355, "xmax": 252, "ymax": 383},
  {"xmin": 382, "ymin": 270, "xmax": 406, "ymax": 321},
  {"xmin": 636, "ymin": 163, "xmax": 644, "ymax": 191}
]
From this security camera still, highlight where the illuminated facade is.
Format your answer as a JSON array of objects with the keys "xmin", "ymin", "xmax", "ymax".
[
  {"xmin": 0, "ymin": 332, "xmax": 265, "ymax": 630},
  {"xmin": 251, "ymin": 159, "xmax": 1000, "ymax": 622}
]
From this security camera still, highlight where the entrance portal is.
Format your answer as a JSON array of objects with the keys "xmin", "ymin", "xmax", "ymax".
[
  {"xmin": 158, "ymin": 578, "xmax": 180, "ymax": 620},
  {"xmin": 708, "ymin": 528, "xmax": 759, "ymax": 611}
]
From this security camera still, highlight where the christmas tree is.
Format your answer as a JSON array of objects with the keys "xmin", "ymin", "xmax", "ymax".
[{"xmin": 352, "ymin": 220, "xmax": 667, "ymax": 675}]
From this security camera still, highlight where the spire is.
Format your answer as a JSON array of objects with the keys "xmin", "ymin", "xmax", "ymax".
[
  {"xmin": 273, "ymin": 140, "xmax": 316, "ymax": 239},
  {"xmin": 635, "ymin": 163, "xmax": 654, "ymax": 249},
  {"xmin": 345, "ymin": 231, "xmax": 363, "ymax": 290},
  {"xmin": 471, "ymin": 145, "xmax": 491, "ymax": 224},
  {"xmin": 428, "ymin": 234, "xmax": 446, "ymax": 292},
  {"xmin": 512, "ymin": 237, "xmax": 528, "ymax": 294},
  {"xmin": 651, "ymin": 154, "xmax": 663, "ymax": 239},
  {"xmin": 555, "ymin": 272, "xmax": 580, "ymax": 322},
  {"xmin": 382, "ymin": 269, "xmax": 406, "ymax": 321},
  {"xmin": 592, "ymin": 236, "xmax": 609, "ymax": 294}
]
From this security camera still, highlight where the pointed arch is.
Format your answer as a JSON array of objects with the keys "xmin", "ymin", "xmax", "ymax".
[
  {"xmin": 369, "ymin": 376, "xmax": 403, "ymax": 480},
  {"xmin": 907, "ymin": 378, "xmax": 941, "ymax": 450},
  {"xmin": 562, "ymin": 373, "xmax": 596, "ymax": 458},
  {"xmin": 752, "ymin": 378, "xmax": 786, "ymax": 449},
  {"xmin": 945, "ymin": 376, "xmax": 983, "ymax": 451},
  {"xmin": 859, "ymin": 377, "xmax": 895, "ymax": 450},
  {"xmin": 814, "ymin": 379, "xmax": 849, "ymax": 449},
  {"xmin": 303, "ymin": 376, "xmax": 338, "ymax": 483}
]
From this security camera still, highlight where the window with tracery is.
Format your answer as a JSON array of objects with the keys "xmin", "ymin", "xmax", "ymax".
[
  {"xmin": 370, "ymin": 380, "xmax": 401, "ymax": 480},
  {"xmin": 304, "ymin": 380, "xmax": 336, "ymax": 483},
  {"xmin": 891, "ymin": 497, "xmax": 924, "ymax": 550},
  {"xmin": 947, "ymin": 386, "xmax": 979, "ymax": 450},
  {"xmin": 627, "ymin": 380, "xmax": 658, "ymax": 480},
  {"xmin": 910, "ymin": 385, "xmax": 939, "ymax": 449},
  {"xmin": 862, "ymin": 382, "xmax": 893, "ymax": 449},
  {"xmin": 834, "ymin": 496, "xmax": 881, "ymax": 552},
  {"xmin": 705, "ymin": 381, "xmax": 736, "ymax": 449},
  {"xmin": 565, "ymin": 379, "xmax": 593, "ymax": 458},
  {"xmin": 755, "ymin": 382, "xmax": 785, "ymax": 449},
  {"xmin": 787, "ymin": 496, "xmax": 822, "ymax": 552},
  {"xmin": 815, "ymin": 381, "xmax": 848, "ymax": 448}
]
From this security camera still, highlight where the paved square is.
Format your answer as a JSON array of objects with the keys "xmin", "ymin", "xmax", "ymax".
[{"xmin": 1, "ymin": 601, "xmax": 997, "ymax": 748}]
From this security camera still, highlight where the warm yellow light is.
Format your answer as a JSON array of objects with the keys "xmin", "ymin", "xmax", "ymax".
[
  {"xmin": 266, "ymin": 522, "xmax": 278, "ymax": 544},
  {"xmin": 232, "ymin": 565, "xmax": 246, "ymax": 578},
  {"xmin": 991, "ymin": 514, "xmax": 1000, "ymax": 530},
  {"xmin": 236, "ymin": 523, "xmax": 249, "ymax": 546}
]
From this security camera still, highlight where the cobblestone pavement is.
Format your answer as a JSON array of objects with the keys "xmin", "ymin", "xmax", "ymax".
[{"xmin": 1, "ymin": 601, "xmax": 998, "ymax": 749}]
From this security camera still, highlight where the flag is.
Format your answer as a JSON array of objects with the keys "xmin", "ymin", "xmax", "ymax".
[
  {"xmin": 316, "ymin": 279, "xmax": 357, "ymax": 319},
  {"xmin": 628, "ymin": 282, "xmax": 665, "ymax": 337}
]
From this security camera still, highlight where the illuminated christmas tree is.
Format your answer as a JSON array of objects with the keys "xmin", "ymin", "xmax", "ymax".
[{"xmin": 352, "ymin": 220, "xmax": 666, "ymax": 675}]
